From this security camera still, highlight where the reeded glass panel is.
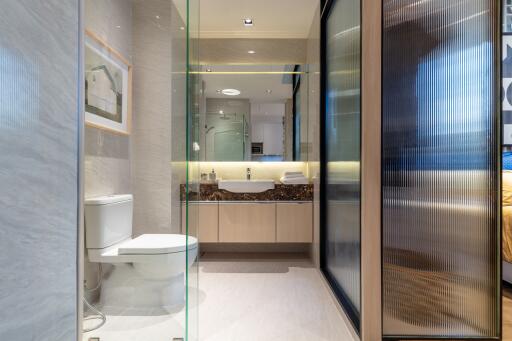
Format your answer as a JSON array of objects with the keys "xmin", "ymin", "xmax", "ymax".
[
  {"xmin": 382, "ymin": 0, "xmax": 500, "ymax": 337},
  {"xmin": 324, "ymin": 0, "xmax": 361, "ymax": 328}
]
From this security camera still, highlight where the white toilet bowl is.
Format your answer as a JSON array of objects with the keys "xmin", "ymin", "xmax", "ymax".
[{"xmin": 85, "ymin": 195, "xmax": 198, "ymax": 315}]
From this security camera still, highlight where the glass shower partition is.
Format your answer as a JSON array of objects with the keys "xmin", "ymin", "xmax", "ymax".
[{"xmin": 185, "ymin": 0, "xmax": 200, "ymax": 339}]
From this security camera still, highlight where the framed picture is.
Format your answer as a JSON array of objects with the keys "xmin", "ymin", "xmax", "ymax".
[{"xmin": 85, "ymin": 29, "xmax": 132, "ymax": 135}]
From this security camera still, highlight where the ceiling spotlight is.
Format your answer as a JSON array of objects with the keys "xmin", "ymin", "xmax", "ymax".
[
  {"xmin": 248, "ymin": 50, "xmax": 256, "ymax": 54},
  {"xmin": 243, "ymin": 18, "xmax": 254, "ymax": 26},
  {"xmin": 219, "ymin": 110, "xmax": 224, "ymax": 114},
  {"xmin": 221, "ymin": 89, "xmax": 241, "ymax": 96},
  {"xmin": 206, "ymin": 68, "xmax": 212, "ymax": 72},
  {"xmin": 266, "ymin": 89, "xmax": 272, "ymax": 94}
]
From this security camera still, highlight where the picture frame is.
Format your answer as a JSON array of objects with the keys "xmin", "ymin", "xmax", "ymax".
[{"xmin": 84, "ymin": 29, "xmax": 132, "ymax": 135}]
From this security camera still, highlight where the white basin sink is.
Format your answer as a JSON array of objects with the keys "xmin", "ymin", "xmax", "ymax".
[{"xmin": 218, "ymin": 180, "xmax": 275, "ymax": 193}]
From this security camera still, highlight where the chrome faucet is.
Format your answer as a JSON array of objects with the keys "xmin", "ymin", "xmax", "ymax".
[{"xmin": 246, "ymin": 167, "xmax": 251, "ymax": 180}]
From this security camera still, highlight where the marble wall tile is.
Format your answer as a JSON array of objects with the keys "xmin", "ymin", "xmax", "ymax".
[
  {"xmin": 306, "ymin": 4, "xmax": 321, "ymax": 268},
  {"xmin": 132, "ymin": 0, "xmax": 184, "ymax": 235},
  {"xmin": 84, "ymin": 0, "xmax": 133, "ymax": 200},
  {"xmin": 83, "ymin": 0, "xmax": 133, "ymax": 302},
  {"xmin": 84, "ymin": 0, "xmax": 133, "ymax": 59},
  {"xmin": 84, "ymin": 0, "xmax": 186, "ymax": 239},
  {"xmin": 0, "ymin": 1, "xmax": 79, "ymax": 340}
]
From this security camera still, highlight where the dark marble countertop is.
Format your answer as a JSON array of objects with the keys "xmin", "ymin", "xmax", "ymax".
[{"xmin": 180, "ymin": 183, "xmax": 313, "ymax": 201}]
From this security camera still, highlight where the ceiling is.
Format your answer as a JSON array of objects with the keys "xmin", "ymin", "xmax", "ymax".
[
  {"xmin": 202, "ymin": 65, "xmax": 294, "ymax": 103},
  {"xmin": 198, "ymin": 39, "xmax": 307, "ymax": 65},
  {"xmin": 176, "ymin": 0, "xmax": 319, "ymax": 39}
]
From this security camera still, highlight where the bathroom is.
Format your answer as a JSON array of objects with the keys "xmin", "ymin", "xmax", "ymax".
[
  {"xmin": 2, "ymin": 0, "xmax": 505, "ymax": 340},
  {"xmin": 80, "ymin": 0, "xmax": 350, "ymax": 340}
]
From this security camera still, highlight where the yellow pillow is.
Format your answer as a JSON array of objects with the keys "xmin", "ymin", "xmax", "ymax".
[{"xmin": 503, "ymin": 171, "xmax": 512, "ymax": 206}]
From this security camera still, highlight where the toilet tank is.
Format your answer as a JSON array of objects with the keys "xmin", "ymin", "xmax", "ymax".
[{"xmin": 85, "ymin": 194, "xmax": 133, "ymax": 249}]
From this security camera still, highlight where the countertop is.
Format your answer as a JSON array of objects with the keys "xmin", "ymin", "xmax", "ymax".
[{"xmin": 180, "ymin": 183, "xmax": 313, "ymax": 201}]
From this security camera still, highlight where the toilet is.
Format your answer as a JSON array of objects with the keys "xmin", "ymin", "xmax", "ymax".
[{"xmin": 84, "ymin": 194, "xmax": 198, "ymax": 314}]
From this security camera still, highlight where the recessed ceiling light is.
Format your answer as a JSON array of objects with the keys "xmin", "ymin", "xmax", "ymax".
[
  {"xmin": 266, "ymin": 89, "xmax": 272, "ymax": 94},
  {"xmin": 248, "ymin": 50, "xmax": 256, "ymax": 54},
  {"xmin": 116, "ymin": 25, "xmax": 121, "ymax": 29},
  {"xmin": 243, "ymin": 18, "xmax": 253, "ymax": 26},
  {"xmin": 206, "ymin": 68, "xmax": 212, "ymax": 72},
  {"xmin": 221, "ymin": 89, "xmax": 241, "ymax": 96},
  {"xmin": 155, "ymin": 15, "xmax": 160, "ymax": 19},
  {"xmin": 219, "ymin": 110, "xmax": 224, "ymax": 114}
]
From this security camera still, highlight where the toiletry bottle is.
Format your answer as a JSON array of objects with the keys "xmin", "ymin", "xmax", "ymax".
[{"xmin": 209, "ymin": 169, "xmax": 217, "ymax": 183}]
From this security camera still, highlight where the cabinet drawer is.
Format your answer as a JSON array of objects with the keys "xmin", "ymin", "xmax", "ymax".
[
  {"xmin": 276, "ymin": 202, "xmax": 313, "ymax": 243},
  {"xmin": 219, "ymin": 203, "xmax": 276, "ymax": 243},
  {"xmin": 181, "ymin": 203, "xmax": 219, "ymax": 242}
]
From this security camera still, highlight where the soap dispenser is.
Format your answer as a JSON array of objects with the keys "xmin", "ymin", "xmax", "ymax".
[{"xmin": 209, "ymin": 169, "xmax": 217, "ymax": 183}]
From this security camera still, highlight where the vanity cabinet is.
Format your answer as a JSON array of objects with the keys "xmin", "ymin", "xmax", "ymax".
[
  {"xmin": 276, "ymin": 202, "xmax": 313, "ymax": 243},
  {"xmin": 219, "ymin": 203, "xmax": 276, "ymax": 243},
  {"xmin": 181, "ymin": 201, "xmax": 313, "ymax": 243},
  {"xmin": 181, "ymin": 202, "xmax": 219, "ymax": 242}
]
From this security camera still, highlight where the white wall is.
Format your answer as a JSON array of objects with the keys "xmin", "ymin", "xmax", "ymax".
[
  {"xmin": 197, "ymin": 162, "xmax": 308, "ymax": 181},
  {"xmin": 251, "ymin": 102, "xmax": 285, "ymax": 156}
]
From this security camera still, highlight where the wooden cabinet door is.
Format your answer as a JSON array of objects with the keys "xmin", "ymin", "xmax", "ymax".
[
  {"xmin": 181, "ymin": 203, "xmax": 219, "ymax": 242},
  {"xmin": 219, "ymin": 203, "xmax": 276, "ymax": 243},
  {"xmin": 276, "ymin": 202, "xmax": 313, "ymax": 243}
]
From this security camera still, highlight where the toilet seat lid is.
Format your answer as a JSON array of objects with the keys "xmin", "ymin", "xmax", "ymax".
[{"xmin": 117, "ymin": 234, "xmax": 198, "ymax": 255}]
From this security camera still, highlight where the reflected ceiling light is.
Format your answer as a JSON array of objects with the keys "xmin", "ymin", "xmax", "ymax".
[
  {"xmin": 243, "ymin": 18, "xmax": 253, "ymax": 26},
  {"xmin": 221, "ymin": 89, "xmax": 241, "ymax": 96},
  {"xmin": 206, "ymin": 68, "xmax": 212, "ymax": 72},
  {"xmin": 247, "ymin": 50, "xmax": 256, "ymax": 54},
  {"xmin": 179, "ymin": 26, "xmax": 185, "ymax": 30},
  {"xmin": 216, "ymin": 89, "xmax": 222, "ymax": 93}
]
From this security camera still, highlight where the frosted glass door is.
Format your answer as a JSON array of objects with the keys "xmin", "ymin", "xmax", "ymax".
[{"xmin": 382, "ymin": 0, "xmax": 500, "ymax": 337}]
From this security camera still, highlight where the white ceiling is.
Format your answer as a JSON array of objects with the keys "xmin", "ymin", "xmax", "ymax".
[
  {"xmin": 202, "ymin": 65, "xmax": 294, "ymax": 103},
  {"xmin": 176, "ymin": 0, "xmax": 319, "ymax": 39}
]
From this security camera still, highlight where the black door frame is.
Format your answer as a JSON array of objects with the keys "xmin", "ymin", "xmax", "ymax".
[{"xmin": 319, "ymin": 0, "xmax": 363, "ymax": 334}]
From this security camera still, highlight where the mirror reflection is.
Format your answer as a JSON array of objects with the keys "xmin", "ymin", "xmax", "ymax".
[{"xmin": 198, "ymin": 65, "xmax": 308, "ymax": 161}]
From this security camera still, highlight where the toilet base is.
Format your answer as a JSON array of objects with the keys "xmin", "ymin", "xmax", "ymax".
[{"xmin": 99, "ymin": 263, "xmax": 185, "ymax": 316}]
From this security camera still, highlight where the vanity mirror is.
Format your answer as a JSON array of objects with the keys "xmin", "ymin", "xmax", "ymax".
[{"xmin": 197, "ymin": 64, "xmax": 309, "ymax": 161}]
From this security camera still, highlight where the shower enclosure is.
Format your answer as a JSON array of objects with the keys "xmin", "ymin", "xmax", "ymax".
[
  {"xmin": 204, "ymin": 112, "xmax": 250, "ymax": 161},
  {"xmin": 80, "ymin": 0, "xmax": 201, "ymax": 340}
]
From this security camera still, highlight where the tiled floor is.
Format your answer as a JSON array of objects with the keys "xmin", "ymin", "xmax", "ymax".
[
  {"xmin": 83, "ymin": 253, "xmax": 355, "ymax": 341},
  {"xmin": 197, "ymin": 253, "xmax": 355, "ymax": 341}
]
